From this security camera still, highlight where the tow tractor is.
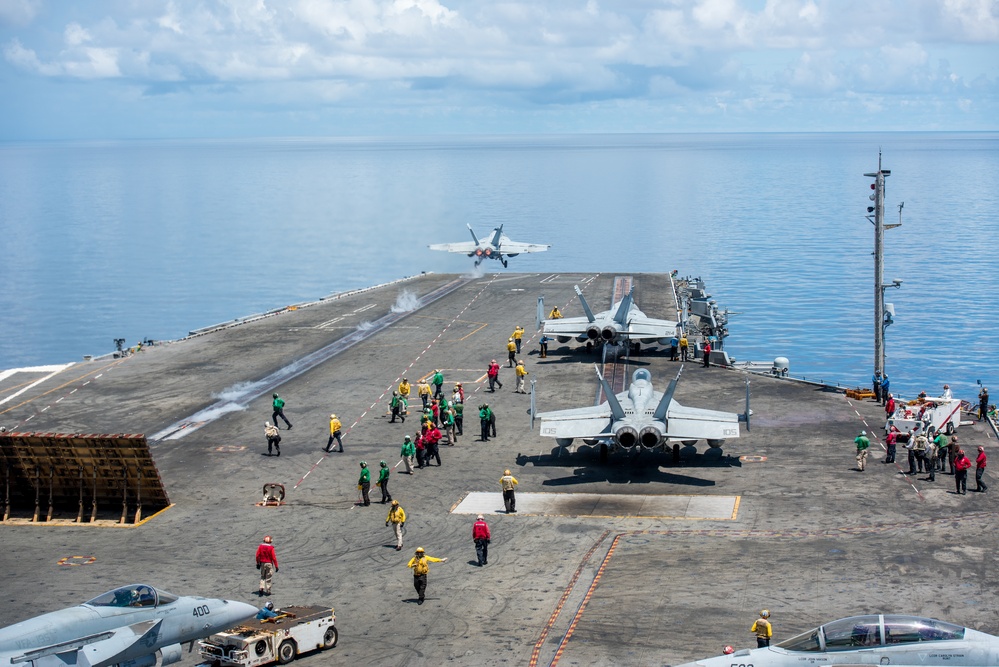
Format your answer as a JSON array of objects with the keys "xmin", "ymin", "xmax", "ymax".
[
  {"xmin": 197, "ymin": 605, "xmax": 337, "ymax": 666},
  {"xmin": 886, "ymin": 395, "xmax": 962, "ymax": 436}
]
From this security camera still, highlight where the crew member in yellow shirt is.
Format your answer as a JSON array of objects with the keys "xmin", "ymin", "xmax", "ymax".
[
  {"xmin": 407, "ymin": 547, "xmax": 447, "ymax": 605},
  {"xmin": 325, "ymin": 414, "xmax": 343, "ymax": 453}
]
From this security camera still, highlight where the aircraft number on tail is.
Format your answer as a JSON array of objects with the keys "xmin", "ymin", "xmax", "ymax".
[{"xmin": 193, "ymin": 605, "xmax": 211, "ymax": 617}]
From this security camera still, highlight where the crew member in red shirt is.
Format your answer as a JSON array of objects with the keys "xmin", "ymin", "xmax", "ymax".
[
  {"xmin": 954, "ymin": 450, "xmax": 972, "ymax": 495},
  {"xmin": 472, "ymin": 515, "xmax": 491, "ymax": 566},
  {"xmin": 975, "ymin": 446, "xmax": 988, "ymax": 493},
  {"xmin": 255, "ymin": 535, "xmax": 279, "ymax": 596}
]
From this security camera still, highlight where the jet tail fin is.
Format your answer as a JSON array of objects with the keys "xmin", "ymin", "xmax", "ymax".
[
  {"xmin": 594, "ymin": 364, "xmax": 626, "ymax": 420},
  {"xmin": 490, "ymin": 225, "xmax": 504, "ymax": 248},
  {"xmin": 612, "ymin": 287, "xmax": 634, "ymax": 326},
  {"xmin": 536, "ymin": 296, "xmax": 544, "ymax": 331},
  {"xmin": 653, "ymin": 366, "xmax": 683, "ymax": 421},
  {"xmin": 574, "ymin": 285, "xmax": 596, "ymax": 323},
  {"xmin": 467, "ymin": 224, "xmax": 480, "ymax": 246},
  {"xmin": 739, "ymin": 376, "xmax": 751, "ymax": 432}
]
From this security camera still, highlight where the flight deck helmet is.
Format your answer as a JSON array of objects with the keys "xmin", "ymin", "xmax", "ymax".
[
  {"xmin": 415, "ymin": 547, "xmax": 425, "ymax": 553},
  {"xmin": 360, "ymin": 461, "xmax": 367, "ymax": 468},
  {"xmin": 380, "ymin": 461, "xmax": 387, "ymax": 468},
  {"xmin": 760, "ymin": 609, "xmax": 770, "ymax": 618},
  {"xmin": 504, "ymin": 469, "xmax": 511, "ymax": 476},
  {"xmin": 265, "ymin": 601, "xmax": 274, "ymax": 610}
]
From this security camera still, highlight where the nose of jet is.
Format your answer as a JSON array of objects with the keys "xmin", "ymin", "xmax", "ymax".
[{"xmin": 217, "ymin": 600, "xmax": 258, "ymax": 629}]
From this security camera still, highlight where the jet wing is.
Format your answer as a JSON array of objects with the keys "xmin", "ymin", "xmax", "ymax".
[
  {"xmin": 624, "ymin": 316, "xmax": 679, "ymax": 339},
  {"xmin": 10, "ymin": 620, "xmax": 161, "ymax": 667},
  {"xmin": 541, "ymin": 316, "xmax": 592, "ymax": 337},
  {"xmin": 498, "ymin": 241, "xmax": 550, "ymax": 254},
  {"xmin": 664, "ymin": 402, "xmax": 741, "ymax": 440},
  {"xmin": 428, "ymin": 241, "xmax": 478, "ymax": 253},
  {"xmin": 536, "ymin": 404, "xmax": 613, "ymax": 440}
]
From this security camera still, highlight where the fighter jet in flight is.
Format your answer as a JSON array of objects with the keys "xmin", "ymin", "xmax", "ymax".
[
  {"xmin": 428, "ymin": 224, "xmax": 549, "ymax": 268},
  {"xmin": 0, "ymin": 584, "xmax": 257, "ymax": 667},
  {"xmin": 677, "ymin": 614, "xmax": 999, "ymax": 667},
  {"xmin": 538, "ymin": 285, "xmax": 678, "ymax": 352},
  {"xmin": 535, "ymin": 365, "xmax": 748, "ymax": 454}
]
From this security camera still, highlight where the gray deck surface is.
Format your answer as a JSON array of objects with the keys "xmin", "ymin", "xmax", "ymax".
[{"xmin": 1, "ymin": 272, "xmax": 996, "ymax": 667}]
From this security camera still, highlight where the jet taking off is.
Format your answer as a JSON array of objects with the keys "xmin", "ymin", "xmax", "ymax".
[
  {"xmin": 538, "ymin": 285, "xmax": 678, "ymax": 351},
  {"xmin": 428, "ymin": 224, "xmax": 549, "ymax": 268},
  {"xmin": 677, "ymin": 614, "xmax": 999, "ymax": 667},
  {"xmin": 535, "ymin": 366, "xmax": 748, "ymax": 454},
  {"xmin": 0, "ymin": 584, "xmax": 257, "ymax": 667}
]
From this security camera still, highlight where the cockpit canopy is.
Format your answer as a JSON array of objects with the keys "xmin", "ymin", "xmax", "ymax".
[
  {"xmin": 777, "ymin": 615, "xmax": 965, "ymax": 652},
  {"xmin": 85, "ymin": 585, "xmax": 179, "ymax": 608},
  {"xmin": 633, "ymin": 369, "xmax": 652, "ymax": 383}
]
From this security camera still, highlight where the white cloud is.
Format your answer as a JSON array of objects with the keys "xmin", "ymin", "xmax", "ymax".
[{"xmin": 0, "ymin": 0, "xmax": 39, "ymax": 27}]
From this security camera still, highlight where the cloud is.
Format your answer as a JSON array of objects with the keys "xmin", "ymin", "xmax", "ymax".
[
  {"xmin": 1, "ymin": 0, "xmax": 996, "ymax": 134},
  {"xmin": 0, "ymin": 0, "xmax": 40, "ymax": 27}
]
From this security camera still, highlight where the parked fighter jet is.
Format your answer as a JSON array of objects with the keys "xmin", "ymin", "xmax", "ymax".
[
  {"xmin": 535, "ymin": 366, "xmax": 748, "ymax": 454},
  {"xmin": 676, "ymin": 614, "xmax": 999, "ymax": 667},
  {"xmin": 0, "ymin": 584, "xmax": 257, "ymax": 667},
  {"xmin": 538, "ymin": 285, "xmax": 678, "ymax": 351},
  {"xmin": 428, "ymin": 224, "xmax": 549, "ymax": 268}
]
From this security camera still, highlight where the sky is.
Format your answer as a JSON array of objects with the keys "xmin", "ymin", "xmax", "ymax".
[{"xmin": 0, "ymin": 0, "xmax": 997, "ymax": 139}]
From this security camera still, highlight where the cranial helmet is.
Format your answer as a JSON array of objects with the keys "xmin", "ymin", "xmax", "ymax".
[
  {"xmin": 760, "ymin": 609, "xmax": 770, "ymax": 618},
  {"xmin": 380, "ymin": 461, "xmax": 387, "ymax": 467},
  {"xmin": 504, "ymin": 469, "xmax": 511, "ymax": 476},
  {"xmin": 273, "ymin": 393, "xmax": 278, "ymax": 398},
  {"xmin": 392, "ymin": 500, "xmax": 399, "ymax": 506},
  {"xmin": 415, "ymin": 547, "xmax": 425, "ymax": 553},
  {"xmin": 265, "ymin": 601, "xmax": 274, "ymax": 610},
  {"xmin": 360, "ymin": 461, "xmax": 367, "ymax": 468}
]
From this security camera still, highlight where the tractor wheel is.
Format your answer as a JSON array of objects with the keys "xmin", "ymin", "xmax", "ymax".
[
  {"xmin": 277, "ymin": 640, "xmax": 297, "ymax": 665},
  {"xmin": 323, "ymin": 626, "xmax": 339, "ymax": 649}
]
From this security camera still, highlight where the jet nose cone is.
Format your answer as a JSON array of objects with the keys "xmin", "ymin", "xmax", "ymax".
[{"xmin": 218, "ymin": 600, "xmax": 258, "ymax": 628}]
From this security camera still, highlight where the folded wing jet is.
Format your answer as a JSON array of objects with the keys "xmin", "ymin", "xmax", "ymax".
[
  {"xmin": 538, "ymin": 285, "xmax": 678, "ymax": 351},
  {"xmin": 428, "ymin": 224, "xmax": 549, "ymax": 268},
  {"xmin": 0, "ymin": 584, "xmax": 257, "ymax": 667},
  {"xmin": 535, "ymin": 365, "xmax": 749, "ymax": 454},
  {"xmin": 677, "ymin": 614, "xmax": 999, "ymax": 667}
]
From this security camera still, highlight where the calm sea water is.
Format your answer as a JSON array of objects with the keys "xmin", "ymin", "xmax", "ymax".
[{"xmin": 1, "ymin": 133, "xmax": 997, "ymax": 402}]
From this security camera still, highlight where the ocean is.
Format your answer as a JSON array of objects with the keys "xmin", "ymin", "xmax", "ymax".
[{"xmin": 1, "ymin": 133, "xmax": 996, "ymax": 403}]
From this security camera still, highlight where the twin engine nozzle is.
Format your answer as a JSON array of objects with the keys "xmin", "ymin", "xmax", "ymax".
[{"xmin": 613, "ymin": 423, "xmax": 664, "ymax": 448}]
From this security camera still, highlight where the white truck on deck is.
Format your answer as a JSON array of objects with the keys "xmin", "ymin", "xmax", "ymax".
[
  {"xmin": 197, "ymin": 605, "xmax": 337, "ymax": 667},
  {"xmin": 886, "ymin": 396, "xmax": 963, "ymax": 436}
]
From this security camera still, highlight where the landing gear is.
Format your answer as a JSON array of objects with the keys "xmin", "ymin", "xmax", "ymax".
[
  {"xmin": 600, "ymin": 443, "xmax": 609, "ymax": 463},
  {"xmin": 501, "ymin": 258, "xmax": 508, "ymax": 268}
]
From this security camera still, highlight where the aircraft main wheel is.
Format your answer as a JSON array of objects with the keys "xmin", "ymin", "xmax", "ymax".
[
  {"xmin": 277, "ymin": 640, "xmax": 297, "ymax": 665},
  {"xmin": 600, "ymin": 443, "xmax": 608, "ymax": 463},
  {"xmin": 323, "ymin": 626, "xmax": 339, "ymax": 649}
]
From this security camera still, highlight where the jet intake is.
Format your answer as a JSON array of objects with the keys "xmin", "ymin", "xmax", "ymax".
[
  {"xmin": 615, "ymin": 425, "xmax": 639, "ymax": 448},
  {"xmin": 600, "ymin": 326, "xmax": 617, "ymax": 341},
  {"xmin": 639, "ymin": 426, "xmax": 663, "ymax": 448},
  {"xmin": 585, "ymin": 326, "xmax": 600, "ymax": 340}
]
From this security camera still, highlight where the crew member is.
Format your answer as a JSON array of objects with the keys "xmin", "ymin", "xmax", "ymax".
[
  {"xmin": 980, "ymin": 387, "xmax": 990, "ymax": 421},
  {"xmin": 479, "ymin": 404, "xmax": 492, "ymax": 442},
  {"xmin": 256, "ymin": 601, "xmax": 278, "ymax": 620},
  {"xmin": 472, "ymin": 514, "xmax": 491, "ymax": 566},
  {"xmin": 418, "ymin": 379, "xmax": 432, "ymax": 410},
  {"xmin": 751, "ymin": 609, "xmax": 773, "ymax": 647},
  {"xmin": 512, "ymin": 325, "xmax": 525, "ymax": 353},
  {"xmin": 854, "ymin": 431, "xmax": 870, "ymax": 472},
  {"xmin": 400, "ymin": 435, "xmax": 416, "ymax": 474},
  {"xmin": 539, "ymin": 335, "xmax": 550, "ymax": 359},
  {"xmin": 702, "ymin": 341, "xmax": 712, "ymax": 368},
  {"xmin": 407, "ymin": 547, "xmax": 447, "ymax": 605},
  {"xmin": 357, "ymin": 461, "xmax": 371, "ymax": 506},
  {"xmin": 976, "ymin": 446, "xmax": 988, "ymax": 493},
  {"xmin": 515, "ymin": 360, "xmax": 529, "ymax": 394},
  {"xmin": 487, "ymin": 360, "xmax": 503, "ymax": 392},
  {"xmin": 264, "ymin": 421, "xmax": 281, "ymax": 456},
  {"xmin": 955, "ymin": 449, "xmax": 972, "ymax": 495},
  {"xmin": 326, "ymin": 414, "xmax": 343, "ymax": 453},
  {"xmin": 386, "ymin": 500, "xmax": 406, "ymax": 550},
  {"xmin": 880, "ymin": 375, "xmax": 890, "ymax": 406},
  {"xmin": 271, "ymin": 393, "xmax": 292, "ymax": 429},
  {"xmin": 679, "ymin": 335, "xmax": 689, "ymax": 361},
  {"xmin": 872, "ymin": 370, "xmax": 882, "ymax": 402},
  {"xmin": 390, "ymin": 391, "xmax": 407, "ymax": 423},
  {"xmin": 432, "ymin": 369, "xmax": 445, "ymax": 400},
  {"xmin": 506, "ymin": 338, "xmax": 517, "ymax": 367},
  {"xmin": 398, "ymin": 377, "xmax": 411, "ymax": 402},
  {"xmin": 500, "ymin": 469, "xmax": 518, "ymax": 513},
  {"xmin": 377, "ymin": 461, "xmax": 392, "ymax": 504},
  {"xmin": 548, "ymin": 306, "xmax": 562, "ymax": 319},
  {"xmin": 255, "ymin": 535, "xmax": 278, "ymax": 596}
]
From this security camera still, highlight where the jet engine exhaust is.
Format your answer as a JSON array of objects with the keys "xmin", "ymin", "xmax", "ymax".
[
  {"xmin": 639, "ymin": 426, "xmax": 663, "ymax": 448},
  {"xmin": 600, "ymin": 326, "xmax": 617, "ymax": 341},
  {"xmin": 585, "ymin": 326, "xmax": 600, "ymax": 340},
  {"xmin": 615, "ymin": 425, "xmax": 639, "ymax": 448}
]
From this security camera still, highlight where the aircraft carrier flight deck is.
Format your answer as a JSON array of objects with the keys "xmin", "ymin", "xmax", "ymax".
[{"xmin": 1, "ymin": 271, "xmax": 997, "ymax": 667}]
